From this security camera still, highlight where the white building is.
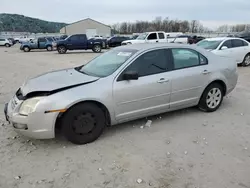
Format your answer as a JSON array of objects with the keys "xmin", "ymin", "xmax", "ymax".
[{"xmin": 60, "ymin": 18, "xmax": 111, "ymax": 38}]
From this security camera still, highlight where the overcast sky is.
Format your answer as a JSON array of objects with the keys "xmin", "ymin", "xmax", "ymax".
[{"xmin": 1, "ymin": 0, "xmax": 250, "ymax": 29}]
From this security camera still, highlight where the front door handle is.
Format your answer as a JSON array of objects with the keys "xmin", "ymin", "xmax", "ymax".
[
  {"xmin": 202, "ymin": 70, "xmax": 211, "ymax": 75},
  {"xmin": 156, "ymin": 40, "xmax": 159, "ymax": 43},
  {"xmin": 157, "ymin": 78, "xmax": 169, "ymax": 83}
]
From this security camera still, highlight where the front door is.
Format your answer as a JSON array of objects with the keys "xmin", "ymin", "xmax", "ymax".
[
  {"xmin": 113, "ymin": 49, "xmax": 171, "ymax": 121},
  {"xmin": 168, "ymin": 48, "xmax": 210, "ymax": 108},
  {"xmin": 146, "ymin": 33, "xmax": 159, "ymax": 43}
]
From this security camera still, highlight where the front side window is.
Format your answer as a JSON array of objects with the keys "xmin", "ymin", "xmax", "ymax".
[
  {"xmin": 79, "ymin": 49, "xmax": 137, "ymax": 77},
  {"xmin": 0, "ymin": 39, "xmax": 5, "ymax": 41},
  {"xmin": 221, "ymin": 40, "xmax": 232, "ymax": 49},
  {"xmin": 147, "ymin": 33, "xmax": 157, "ymax": 40},
  {"xmin": 124, "ymin": 49, "xmax": 168, "ymax": 77},
  {"xmin": 69, "ymin": 35, "xmax": 79, "ymax": 41},
  {"xmin": 172, "ymin": 48, "xmax": 205, "ymax": 69}
]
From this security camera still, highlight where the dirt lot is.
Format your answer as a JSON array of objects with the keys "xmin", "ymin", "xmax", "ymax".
[{"xmin": 0, "ymin": 45, "xmax": 250, "ymax": 188}]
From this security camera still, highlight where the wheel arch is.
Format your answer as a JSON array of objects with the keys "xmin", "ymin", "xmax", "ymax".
[
  {"xmin": 204, "ymin": 80, "xmax": 227, "ymax": 96},
  {"xmin": 55, "ymin": 100, "xmax": 111, "ymax": 131}
]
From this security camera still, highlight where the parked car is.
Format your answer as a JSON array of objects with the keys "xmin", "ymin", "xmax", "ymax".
[
  {"xmin": 20, "ymin": 37, "xmax": 53, "ymax": 52},
  {"xmin": 121, "ymin": 31, "xmax": 188, "ymax": 45},
  {"xmin": 197, "ymin": 37, "xmax": 250, "ymax": 66},
  {"xmin": 18, "ymin": 36, "xmax": 35, "ymax": 44},
  {"xmin": 8, "ymin": 38, "xmax": 16, "ymax": 45},
  {"xmin": 4, "ymin": 43, "xmax": 238, "ymax": 144},
  {"xmin": 54, "ymin": 34, "xmax": 106, "ymax": 54},
  {"xmin": 107, "ymin": 36, "xmax": 130, "ymax": 47},
  {"xmin": 0, "ymin": 38, "xmax": 12, "ymax": 47},
  {"xmin": 188, "ymin": 35, "xmax": 205, "ymax": 44},
  {"xmin": 235, "ymin": 32, "xmax": 250, "ymax": 43}
]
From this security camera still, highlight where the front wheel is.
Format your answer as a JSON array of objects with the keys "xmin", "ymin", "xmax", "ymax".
[
  {"xmin": 61, "ymin": 103, "xmax": 106, "ymax": 145},
  {"xmin": 92, "ymin": 44, "xmax": 102, "ymax": 53},
  {"xmin": 242, "ymin": 54, "xmax": 250, "ymax": 67},
  {"xmin": 5, "ymin": 43, "xmax": 10, "ymax": 47},
  {"xmin": 57, "ymin": 46, "xmax": 67, "ymax": 54},
  {"xmin": 198, "ymin": 83, "xmax": 224, "ymax": 112}
]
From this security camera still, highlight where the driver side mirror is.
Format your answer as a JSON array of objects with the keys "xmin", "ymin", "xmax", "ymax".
[
  {"xmin": 221, "ymin": 46, "xmax": 228, "ymax": 50},
  {"xmin": 123, "ymin": 71, "xmax": 139, "ymax": 80}
]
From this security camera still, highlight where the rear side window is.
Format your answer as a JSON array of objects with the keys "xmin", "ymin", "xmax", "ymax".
[
  {"xmin": 158, "ymin": 33, "xmax": 165, "ymax": 39},
  {"xmin": 147, "ymin": 33, "xmax": 157, "ymax": 40},
  {"xmin": 221, "ymin": 40, "xmax": 232, "ymax": 49},
  {"xmin": 171, "ymin": 48, "xmax": 207, "ymax": 69},
  {"xmin": 79, "ymin": 35, "xmax": 87, "ymax": 40},
  {"xmin": 0, "ymin": 39, "xmax": 5, "ymax": 41},
  {"xmin": 232, "ymin": 39, "xmax": 244, "ymax": 48}
]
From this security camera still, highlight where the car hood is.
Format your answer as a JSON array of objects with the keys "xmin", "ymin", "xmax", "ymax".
[{"xmin": 19, "ymin": 68, "xmax": 99, "ymax": 98}]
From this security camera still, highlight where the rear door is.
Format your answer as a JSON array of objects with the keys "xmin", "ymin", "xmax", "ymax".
[
  {"xmin": 78, "ymin": 35, "xmax": 87, "ymax": 49},
  {"xmin": 231, "ymin": 39, "xmax": 249, "ymax": 63},
  {"xmin": 168, "ymin": 48, "xmax": 210, "ymax": 108},
  {"xmin": 38, "ymin": 38, "xmax": 46, "ymax": 49},
  {"xmin": 158, "ymin": 32, "xmax": 166, "ymax": 43}
]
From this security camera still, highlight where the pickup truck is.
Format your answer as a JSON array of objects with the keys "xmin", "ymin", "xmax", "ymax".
[
  {"xmin": 121, "ymin": 31, "xmax": 188, "ymax": 45},
  {"xmin": 20, "ymin": 37, "xmax": 53, "ymax": 52},
  {"xmin": 53, "ymin": 34, "xmax": 106, "ymax": 54}
]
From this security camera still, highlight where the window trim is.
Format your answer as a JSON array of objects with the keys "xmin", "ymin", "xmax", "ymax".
[
  {"xmin": 116, "ymin": 48, "xmax": 171, "ymax": 82},
  {"xmin": 169, "ymin": 48, "xmax": 208, "ymax": 71}
]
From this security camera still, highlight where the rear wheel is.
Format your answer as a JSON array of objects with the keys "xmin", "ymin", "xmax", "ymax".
[
  {"xmin": 92, "ymin": 44, "xmax": 102, "ymax": 53},
  {"xmin": 198, "ymin": 83, "xmax": 224, "ymax": 112},
  {"xmin": 46, "ymin": 45, "xmax": 53, "ymax": 51},
  {"xmin": 23, "ymin": 46, "xmax": 30, "ymax": 52},
  {"xmin": 242, "ymin": 54, "xmax": 250, "ymax": 67},
  {"xmin": 57, "ymin": 46, "xmax": 67, "ymax": 54},
  {"xmin": 5, "ymin": 43, "xmax": 10, "ymax": 47},
  {"xmin": 61, "ymin": 103, "xmax": 106, "ymax": 145}
]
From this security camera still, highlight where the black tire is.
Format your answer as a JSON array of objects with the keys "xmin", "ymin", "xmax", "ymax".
[
  {"xmin": 23, "ymin": 46, "xmax": 30, "ymax": 52},
  {"xmin": 5, "ymin": 43, "xmax": 10, "ymax": 47},
  {"xmin": 61, "ymin": 103, "xmax": 106, "ymax": 145},
  {"xmin": 57, "ymin": 46, "xmax": 67, "ymax": 54},
  {"xmin": 198, "ymin": 83, "xmax": 224, "ymax": 112},
  {"xmin": 46, "ymin": 45, "xmax": 53, "ymax": 51},
  {"xmin": 92, "ymin": 44, "xmax": 102, "ymax": 53},
  {"xmin": 242, "ymin": 53, "xmax": 250, "ymax": 67}
]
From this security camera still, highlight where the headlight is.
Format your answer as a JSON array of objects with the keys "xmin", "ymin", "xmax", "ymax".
[{"xmin": 19, "ymin": 97, "xmax": 44, "ymax": 116}]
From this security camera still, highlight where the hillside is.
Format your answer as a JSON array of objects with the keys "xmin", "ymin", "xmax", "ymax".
[{"xmin": 0, "ymin": 13, "xmax": 67, "ymax": 33}]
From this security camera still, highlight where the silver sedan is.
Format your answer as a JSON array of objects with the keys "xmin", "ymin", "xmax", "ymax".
[{"xmin": 4, "ymin": 43, "xmax": 238, "ymax": 144}]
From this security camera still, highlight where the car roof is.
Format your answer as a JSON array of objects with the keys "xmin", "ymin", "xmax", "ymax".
[
  {"xmin": 115, "ymin": 43, "xmax": 202, "ymax": 51},
  {"xmin": 204, "ymin": 37, "xmax": 245, "ymax": 41}
]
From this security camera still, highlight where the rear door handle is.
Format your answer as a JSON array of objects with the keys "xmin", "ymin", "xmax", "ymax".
[
  {"xmin": 157, "ymin": 78, "xmax": 169, "ymax": 83},
  {"xmin": 202, "ymin": 70, "xmax": 211, "ymax": 75}
]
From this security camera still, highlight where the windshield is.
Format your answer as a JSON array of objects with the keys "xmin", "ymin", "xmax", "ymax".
[
  {"xmin": 136, "ymin": 33, "xmax": 147, "ymax": 40},
  {"xmin": 79, "ymin": 49, "xmax": 138, "ymax": 77},
  {"xmin": 196, "ymin": 40, "xmax": 223, "ymax": 50}
]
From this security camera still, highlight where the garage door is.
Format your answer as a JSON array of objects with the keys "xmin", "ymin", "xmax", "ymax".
[{"xmin": 86, "ymin": 29, "xmax": 97, "ymax": 38}]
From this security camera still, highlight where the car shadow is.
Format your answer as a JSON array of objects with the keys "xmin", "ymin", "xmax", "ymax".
[{"xmin": 12, "ymin": 98, "xmax": 232, "ymax": 148}]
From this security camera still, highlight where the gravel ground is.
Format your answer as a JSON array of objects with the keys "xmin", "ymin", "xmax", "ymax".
[{"xmin": 0, "ymin": 45, "xmax": 250, "ymax": 188}]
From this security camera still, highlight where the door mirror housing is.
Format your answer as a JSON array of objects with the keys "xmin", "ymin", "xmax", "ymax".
[
  {"xmin": 221, "ymin": 46, "xmax": 228, "ymax": 50},
  {"xmin": 123, "ymin": 71, "xmax": 139, "ymax": 80}
]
